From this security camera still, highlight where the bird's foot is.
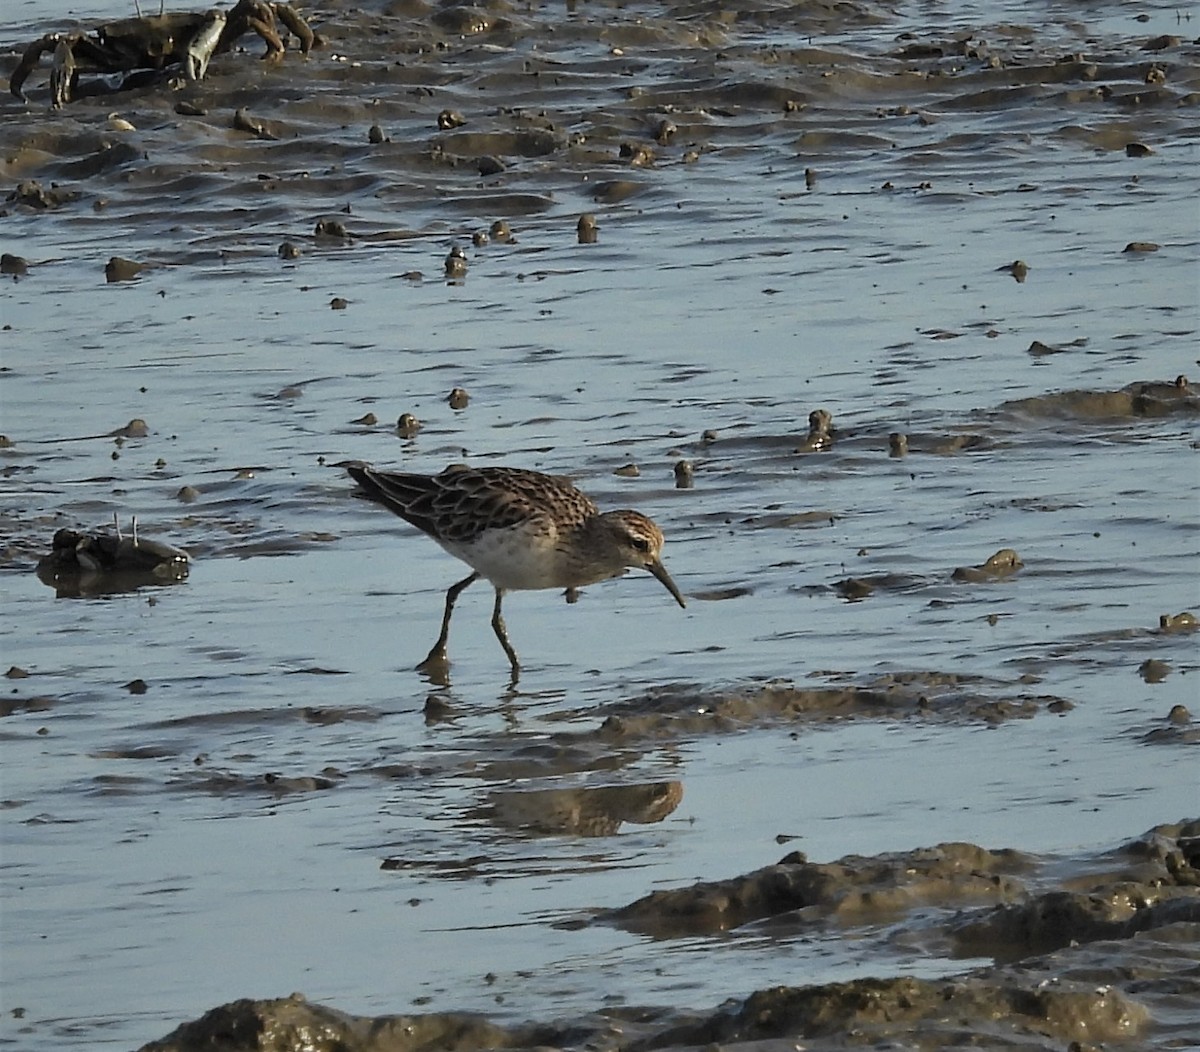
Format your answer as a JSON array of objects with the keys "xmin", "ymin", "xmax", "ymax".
[{"xmin": 416, "ymin": 645, "xmax": 451, "ymax": 684}]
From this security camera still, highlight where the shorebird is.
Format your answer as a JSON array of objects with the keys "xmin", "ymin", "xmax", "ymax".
[{"xmin": 345, "ymin": 463, "xmax": 686, "ymax": 677}]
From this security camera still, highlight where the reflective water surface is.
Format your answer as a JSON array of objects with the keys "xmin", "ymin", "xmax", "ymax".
[{"xmin": 1, "ymin": 0, "xmax": 1197, "ymax": 1046}]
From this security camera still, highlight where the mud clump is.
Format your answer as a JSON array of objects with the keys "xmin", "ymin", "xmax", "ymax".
[
  {"xmin": 140, "ymin": 825, "xmax": 1200, "ymax": 1052},
  {"xmin": 1159, "ymin": 611, "xmax": 1198, "ymax": 633},
  {"xmin": 578, "ymin": 672, "xmax": 1055, "ymax": 743},
  {"xmin": 1001, "ymin": 376, "xmax": 1199, "ymax": 420},
  {"xmin": 659, "ymin": 976, "xmax": 1148, "ymax": 1048},
  {"xmin": 105, "ymin": 256, "xmax": 146, "ymax": 282},
  {"xmin": 475, "ymin": 780, "xmax": 683, "ymax": 837},
  {"xmin": 602, "ymin": 840, "xmax": 1032, "ymax": 937},
  {"xmin": 6, "ymin": 179, "xmax": 79, "ymax": 209},
  {"xmin": 138, "ymin": 978, "xmax": 1151, "ymax": 1051},
  {"xmin": 1, "ymin": 252, "xmax": 29, "ymax": 276},
  {"xmin": 952, "ymin": 547, "xmax": 1023, "ymax": 582},
  {"xmin": 952, "ymin": 888, "xmax": 1200, "ymax": 958},
  {"xmin": 138, "ymin": 994, "xmax": 518, "ymax": 1052},
  {"xmin": 952, "ymin": 822, "xmax": 1200, "ymax": 957}
]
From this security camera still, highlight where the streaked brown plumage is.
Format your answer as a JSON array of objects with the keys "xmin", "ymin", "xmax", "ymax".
[{"xmin": 345, "ymin": 462, "xmax": 685, "ymax": 677}]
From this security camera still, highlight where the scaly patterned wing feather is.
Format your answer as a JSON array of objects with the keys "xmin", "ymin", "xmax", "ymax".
[{"xmin": 346, "ymin": 464, "xmax": 599, "ymax": 544}]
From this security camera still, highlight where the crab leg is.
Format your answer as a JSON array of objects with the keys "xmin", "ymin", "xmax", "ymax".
[
  {"xmin": 10, "ymin": 34, "xmax": 58, "ymax": 101},
  {"xmin": 243, "ymin": 12, "xmax": 285, "ymax": 59},
  {"xmin": 184, "ymin": 10, "xmax": 226, "ymax": 80},
  {"xmin": 274, "ymin": 3, "xmax": 315, "ymax": 54},
  {"xmin": 50, "ymin": 35, "xmax": 78, "ymax": 108}
]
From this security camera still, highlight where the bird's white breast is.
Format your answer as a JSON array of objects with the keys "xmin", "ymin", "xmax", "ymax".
[{"xmin": 440, "ymin": 522, "xmax": 618, "ymax": 591}]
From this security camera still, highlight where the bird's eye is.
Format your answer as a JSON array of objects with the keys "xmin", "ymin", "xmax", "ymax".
[{"xmin": 629, "ymin": 534, "xmax": 651, "ymax": 553}]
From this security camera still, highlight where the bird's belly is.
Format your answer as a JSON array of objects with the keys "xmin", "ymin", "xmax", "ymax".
[{"xmin": 441, "ymin": 528, "xmax": 618, "ymax": 592}]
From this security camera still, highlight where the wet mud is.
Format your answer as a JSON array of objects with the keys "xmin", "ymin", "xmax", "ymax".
[
  {"xmin": 141, "ymin": 821, "xmax": 1200, "ymax": 1051},
  {"xmin": 1, "ymin": 0, "xmax": 1197, "ymax": 1047}
]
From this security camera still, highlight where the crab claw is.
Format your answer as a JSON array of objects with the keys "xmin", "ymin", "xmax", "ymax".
[
  {"xmin": 10, "ymin": 33, "xmax": 59, "ymax": 102},
  {"xmin": 184, "ymin": 9, "xmax": 226, "ymax": 81},
  {"xmin": 274, "ymin": 2, "xmax": 316, "ymax": 54},
  {"xmin": 50, "ymin": 35, "xmax": 77, "ymax": 108}
]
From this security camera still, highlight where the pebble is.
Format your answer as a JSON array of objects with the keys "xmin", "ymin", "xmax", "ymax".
[
  {"xmin": 1140, "ymin": 34, "xmax": 1180, "ymax": 51},
  {"xmin": 951, "ymin": 549, "xmax": 1023, "ymax": 582},
  {"xmin": 232, "ymin": 107, "xmax": 277, "ymax": 140},
  {"xmin": 105, "ymin": 257, "xmax": 145, "ymax": 283},
  {"xmin": 577, "ymin": 213, "xmax": 599, "ymax": 244},
  {"xmin": 592, "ymin": 180, "xmax": 642, "ymax": 204},
  {"xmin": 620, "ymin": 142, "xmax": 654, "ymax": 167},
  {"xmin": 112, "ymin": 418, "xmax": 149, "ymax": 438},
  {"xmin": 1158, "ymin": 611, "xmax": 1197, "ymax": 633},
  {"xmin": 314, "ymin": 218, "xmax": 351, "ymax": 241},
  {"xmin": 997, "ymin": 259, "xmax": 1029, "ymax": 282},
  {"xmin": 1138, "ymin": 659, "xmax": 1170, "ymax": 683},
  {"xmin": 1027, "ymin": 340, "xmax": 1062, "ymax": 356},
  {"xmin": 445, "ymin": 245, "xmax": 468, "ymax": 278}
]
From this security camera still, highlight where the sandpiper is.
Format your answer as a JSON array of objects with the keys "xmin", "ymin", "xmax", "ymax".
[{"xmin": 345, "ymin": 462, "xmax": 685, "ymax": 677}]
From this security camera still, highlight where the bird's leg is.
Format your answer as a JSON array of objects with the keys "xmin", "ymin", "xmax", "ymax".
[
  {"xmin": 417, "ymin": 571, "xmax": 478, "ymax": 672},
  {"xmin": 490, "ymin": 587, "xmax": 521, "ymax": 678}
]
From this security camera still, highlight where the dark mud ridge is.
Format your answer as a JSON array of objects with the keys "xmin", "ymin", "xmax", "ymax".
[{"xmin": 142, "ymin": 820, "xmax": 1199, "ymax": 1052}]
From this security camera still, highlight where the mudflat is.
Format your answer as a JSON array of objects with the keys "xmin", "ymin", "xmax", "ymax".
[{"xmin": 1, "ymin": 0, "xmax": 1196, "ymax": 1048}]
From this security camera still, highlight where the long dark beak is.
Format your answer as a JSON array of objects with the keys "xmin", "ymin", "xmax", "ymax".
[{"xmin": 647, "ymin": 559, "xmax": 686, "ymax": 608}]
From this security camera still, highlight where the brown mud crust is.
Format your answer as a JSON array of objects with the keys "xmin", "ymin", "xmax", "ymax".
[
  {"xmin": 141, "ymin": 820, "xmax": 1200, "ymax": 1052},
  {"xmin": 572, "ymin": 671, "xmax": 1063, "ymax": 742},
  {"xmin": 0, "ymin": 671, "xmax": 1066, "ymax": 792},
  {"xmin": 470, "ymin": 779, "xmax": 684, "ymax": 836}
]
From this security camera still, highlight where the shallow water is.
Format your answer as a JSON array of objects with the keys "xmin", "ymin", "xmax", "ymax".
[{"xmin": 1, "ymin": 0, "xmax": 1198, "ymax": 1046}]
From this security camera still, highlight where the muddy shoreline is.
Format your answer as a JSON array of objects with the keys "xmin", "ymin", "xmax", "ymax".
[
  {"xmin": 142, "ymin": 820, "xmax": 1199, "ymax": 1051},
  {"xmin": 1, "ymin": 0, "xmax": 1197, "ymax": 1047}
]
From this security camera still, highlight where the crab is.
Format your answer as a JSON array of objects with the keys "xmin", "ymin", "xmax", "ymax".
[
  {"xmin": 10, "ymin": 0, "xmax": 318, "ymax": 107},
  {"xmin": 36, "ymin": 517, "xmax": 190, "ymax": 597}
]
